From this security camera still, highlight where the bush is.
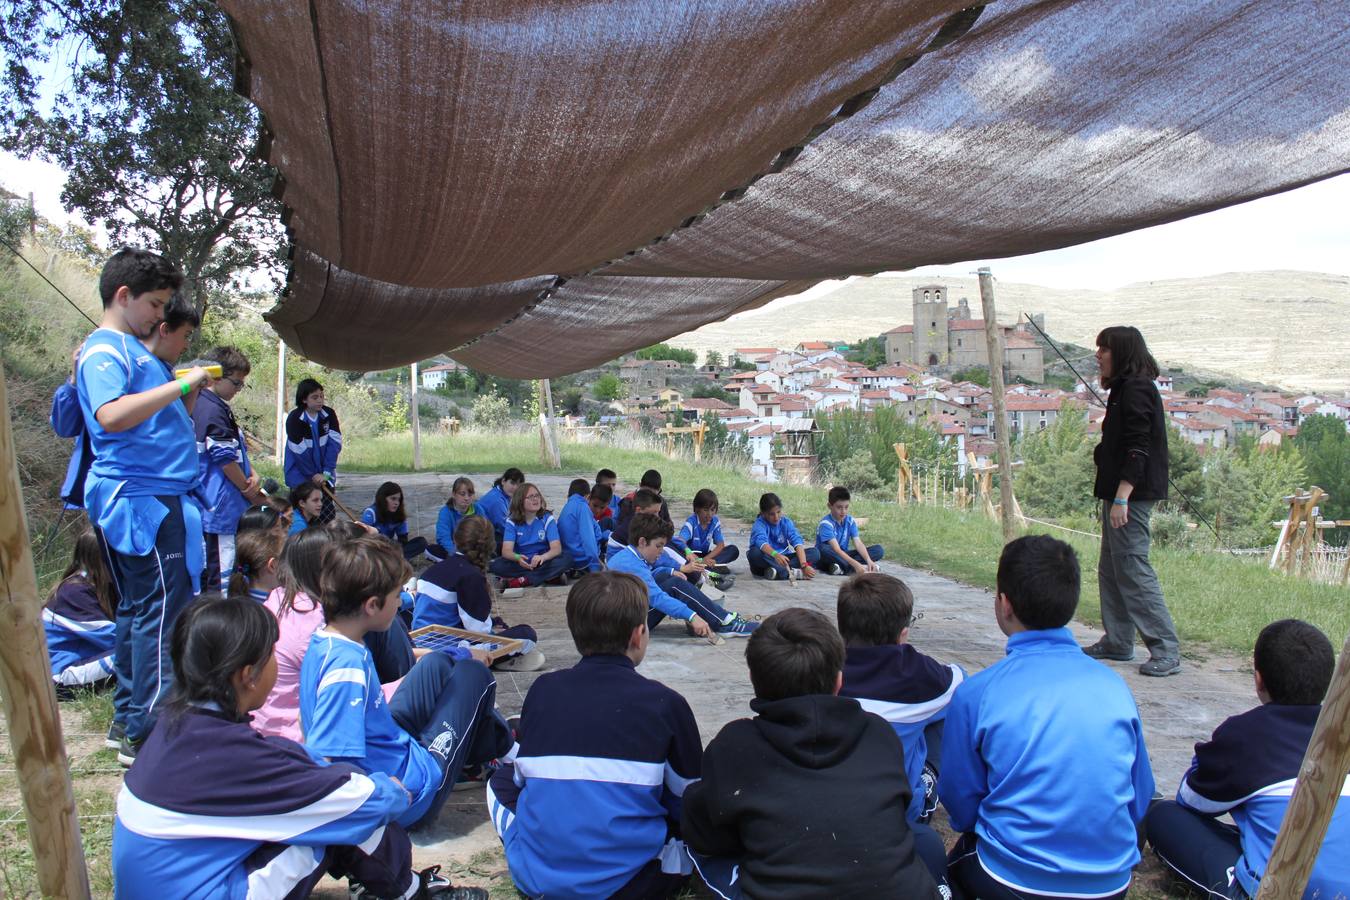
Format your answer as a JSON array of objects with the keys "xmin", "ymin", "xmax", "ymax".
[
  {"xmin": 1151, "ymin": 509, "xmax": 1195, "ymax": 549},
  {"xmin": 635, "ymin": 343, "xmax": 696, "ymax": 364},
  {"xmin": 592, "ymin": 373, "xmax": 624, "ymax": 402},
  {"xmin": 471, "ymin": 391, "xmax": 511, "ymax": 430},
  {"xmin": 831, "ymin": 450, "xmax": 886, "ymax": 498}
]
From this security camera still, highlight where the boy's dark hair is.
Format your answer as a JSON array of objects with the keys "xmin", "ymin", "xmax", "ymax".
[
  {"xmin": 99, "ymin": 247, "xmax": 184, "ymax": 308},
  {"xmin": 161, "ymin": 291, "xmax": 200, "ymax": 331},
  {"xmin": 566, "ymin": 572, "xmax": 648, "ymax": 656},
  {"xmin": 166, "ymin": 597, "xmax": 278, "ymax": 724},
  {"xmin": 205, "ymin": 345, "xmax": 250, "ymax": 377},
  {"xmin": 828, "ymin": 486, "xmax": 851, "ymax": 505},
  {"xmin": 629, "ymin": 512, "xmax": 674, "ymax": 546},
  {"xmin": 759, "ymin": 492, "xmax": 782, "ymax": 514},
  {"xmin": 1095, "ymin": 325, "xmax": 1160, "ymax": 388},
  {"xmin": 589, "ymin": 483, "xmax": 614, "ymax": 504},
  {"xmin": 692, "ymin": 488, "xmax": 719, "ymax": 512},
  {"xmin": 568, "ymin": 478, "xmax": 591, "ymax": 497},
  {"xmin": 319, "ymin": 535, "xmax": 411, "ymax": 622},
  {"xmin": 596, "ymin": 468, "xmax": 617, "ymax": 483},
  {"xmin": 996, "ymin": 535, "xmax": 1080, "ymax": 630},
  {"xmin": 639, "ymin": 469, "xmax": 662, "ymax": 491},
  {"xmin": 837, "ymin": 573, "xmax": 914, "ymax": 646},
  {"xmin": 294, "ymin": 377, "xmax": 324, "ymax": 409},
  {"xmin": 632, "ymin": 488, "xmax": 662, "ymax": 510},
  {"xmin": 747, "ymin": 607, "xmax": 845, "ymax": 702},
  {"xmin": 1254, "ymin": 619, "xmax": 1335, "ymax": 705},
  {"xmin": 372, "ymin": 481, "xmax": 406, "ymax": 524}
]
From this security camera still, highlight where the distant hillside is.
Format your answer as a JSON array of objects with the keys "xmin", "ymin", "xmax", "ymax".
[{"xmin": 671, "ymin": 271, "xmax": 1350, "ymax": 393}]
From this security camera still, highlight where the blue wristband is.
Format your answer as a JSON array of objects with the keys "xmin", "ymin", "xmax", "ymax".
[{"xmin": 1113, "ymin": 498, "xmax": 1128, "ymax": 506}]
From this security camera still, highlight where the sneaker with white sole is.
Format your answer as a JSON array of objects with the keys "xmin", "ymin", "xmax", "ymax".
[
  {"xmin": 757, "ymin": 567, "xmax": 777, "ymax": 581},
  {"xmin": 105, "ymin": 721, "xmax": 126, "ymax": 750},
  {"xmin": 494, "ymin": 649, "xmax": 546, "ymax": 672},
  {"xmin": 717, "ymin": 615, "xmax": 759, "ymax": 638}
]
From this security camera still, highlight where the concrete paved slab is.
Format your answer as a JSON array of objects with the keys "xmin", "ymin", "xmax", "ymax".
[{"xmin": 334, "ymin": 472, "xmax": 1254, "ymax": 871}]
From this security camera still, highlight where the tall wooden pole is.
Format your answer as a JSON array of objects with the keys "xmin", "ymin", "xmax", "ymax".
[
  {"xmin": 0, "ymin": 361, "xmax": 91, "ymax": 898},
  {"xmin": 978, "ymin": 267, "xmax": 1017, "ymax": 543},
  {"xmin": 274, "ymin": 339, "xmax": 286, "ymax": 466},
  {"xmin": 409, "ymin": 362, "xmax": 421, "ymax": 471},
  {"xmin": 1255, "ymin": 626, "xmax": 1350, "ymax": 900},
  {"xmin": 539, "ymin": 379, "xmax": 561, "ymax": 470}
]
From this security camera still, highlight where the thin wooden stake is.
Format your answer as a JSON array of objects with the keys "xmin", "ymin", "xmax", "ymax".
[
  {"xmin": 0, "ymin": 361, "xmax": 91, "ymax": 898},
  {"xmin": 1255, "ymin": 626, "xmax": 1350, "ymax": 900},
  {"xmin": 978, "ymin": 268, "xmax": 1018, "ymax": 543},
  {"xmin": 274, "ymin": 339, "xmax": 286, "ymax": 466},
  {"xmin": 409, "ymin": 362, "xmax": 421, "ymax": 471},
  {"xmin": 539, "ymin": 379, "xmax": 561, "ymax": 470}
]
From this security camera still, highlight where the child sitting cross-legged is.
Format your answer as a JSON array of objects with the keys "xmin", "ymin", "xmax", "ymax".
[
  {"xmin": 816, "ymin": 486, "xmax": 884, "ymax": 575},
  {"xmin": 414, "ymin": 515, "xmax": 545, "ymax": 673},
  {"xmin": 609, "ymin": 513, "xmax": 758, "ymax": 640},
  {"xmin": 113, "ymin": 596, "xmax": 485, "ymax": 899},
  {"xmin": 557, "ymin": 477, "xmax": 604, "ymax": 579},
  {"xmin": 300, "ymin": 535, "xmax": 513, "ymax": 830},
  {"xmin": 486, "ymin": 571, "xmax": 703, "ymax": 899},
  {"xmin": 431, "ymin": 476, "xmax": 476, "ymax": 561},
  {"xmin": 362, "ymin": 480, "xmax": 431, "ymax": 561},
  {"xmin": 837, "ymin": 573, "xmax": 964, "ymax": 826},
  {"xmin": 43, "ymin": 529, "xmax": 117, "ymax": 693},
  {"xmin": 488, "ymin": 482, "xmax": 570, "ymax": 588},
  {"xmin": 678, "ymin": 489, "xmax": 738, "ymax": 589},
  {"xmin": 682, "ymin": 607, "xmax": 945, "ymax": 898},
  {"xmin": 1143, "ymin": 618, "xmax": 1350, "ymax": 898},
  {"xmin": 939, "ymin": 534, "xmax": 1154, "ymax": 900},
  {"xmin": 748, "ymin": 492, "xmax": 820, "ymax": 581}
]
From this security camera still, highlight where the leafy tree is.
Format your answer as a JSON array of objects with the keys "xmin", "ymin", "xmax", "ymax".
[
  {"xmin": 471, "ymin": 391, "xmax": 511, "ymax": 430},
  {"xmin": 844, "ymin": 335, "xmax": 886, "ymax": 369},
  {"xmin": 1016, "ymin": 408, "xmax": 1096, "ymax": 519},
  {"xmin": 0, "ymin": 0, "xmax": 282, "ymax": 313},
  {"xmin": 728, "ymin": 353, "xmax": 757, "ymax": 372},
  {"xmin": 704, "ymin": 350, "xmax": 723, "ymax": 368},
  {"xmin": 1295, "ymin": 414, "xmax": 1350, "ymax": 537},
  {"xmin": 701, "ymin": 413, "xmax": 750, "ymax": 466},
  {"xmin": 816, "ymin": 406, "xmax": 942, "ymax": 487},
  {"xmin": 692, "ymin": 384, "xmax": 731, "ymax": 402},
  {"xmin": 830, "ymin": 450, "xmax": 885, "ymax": 498},
  {"xmin": 592, "ymin": 373, "xmax": 624, "ymax": 402},
  {"xmin": 635, "ymin": 343, "xmax": 697, "ymax": 364},
  {"xmin": 951, "ymin": 366, "xmax": 991, "ymax": 388},
  {"xmin": 558, "ymin": 386, "xmax": 583, "ymax": 415},
  {"xmin": 1201, "ymin": 444, "xmax": 1307, "ymax": 549}
]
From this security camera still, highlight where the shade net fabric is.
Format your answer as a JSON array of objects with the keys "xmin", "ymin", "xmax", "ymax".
[{"xmin": 224, "ymin": 0, "xmax": 1350, "ymax": 376}]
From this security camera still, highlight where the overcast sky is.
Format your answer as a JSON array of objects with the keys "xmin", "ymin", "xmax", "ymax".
[{"xmin": 4, "ymin": 151, "xmax": 1346, "ymax": 292}]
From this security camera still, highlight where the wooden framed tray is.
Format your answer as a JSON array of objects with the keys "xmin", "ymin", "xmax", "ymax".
[{"xmin": 408, "ymin": 624, "xmax": 527, "ymax": 663}]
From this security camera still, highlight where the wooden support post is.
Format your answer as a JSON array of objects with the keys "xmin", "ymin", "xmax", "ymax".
[
  {"xmin": 894, "ymin": 443, "xmax": 912, "ymax": 505},
  {"xmin": 978, "ymin": 268, "xmax": 1018, "ymax": 543},
  {"xmin": 274, "ymin": 339, "xmax": 286, "ymax": 466},
  {"xmin": 0, "ymin": 361, "xmax": 91, "ymax": 898},
  {"xmin": 692, "ymin": 420, "xmax": 706, "ymax": 463},
  {"xmin": 1255, "ymin": 626, "xmax": 1350, "ymax": 900},
  {"xmin": 409, "ymin": 362, "xmax": 421, "ymax": 471},
  {"xmin": 539, "ymin": 379, "xmax": 561, "ymax": 470}
]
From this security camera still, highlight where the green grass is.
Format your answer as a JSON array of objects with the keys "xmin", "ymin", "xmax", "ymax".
[{"xmin": 349, "ymin": 432, "xmax": 1349, "ymax": 656}]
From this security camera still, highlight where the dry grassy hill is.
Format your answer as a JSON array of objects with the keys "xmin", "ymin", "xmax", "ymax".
[{"xmin": 671, "ymin": 270, "xmax": 1350, "ymax": 393}]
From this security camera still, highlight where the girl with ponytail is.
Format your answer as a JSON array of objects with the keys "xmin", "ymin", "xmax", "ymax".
[{"xmin": 225, "ymin": 526, "xmax": 285, "ymax": 602}]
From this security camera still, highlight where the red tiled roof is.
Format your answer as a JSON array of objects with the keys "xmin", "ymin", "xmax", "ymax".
[
  {"xmin": 721, "ymin": 408, "xmax": 756, "ymax": 417},
  {"xmin": 885, "ymin": 324, "xmax": 914, "ymax": 334},
  {"xmin": 682, "ymin": 397, "xmax": 733, "ymax": 410},
  {"xmin": 798, "ymin": 341, "xmax": 830, "ymax": 350},
  {"xmin": 949, "ymin": 319, "xmax": 987, "ymax": 331}
]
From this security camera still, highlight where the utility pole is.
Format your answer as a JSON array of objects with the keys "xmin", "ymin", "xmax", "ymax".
[{"xmin": 978, "ymin": 267, "xmax": 1018, "ymax": 543}]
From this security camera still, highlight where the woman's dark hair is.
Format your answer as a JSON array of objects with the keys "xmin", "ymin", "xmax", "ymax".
[
  {"xmin": 289, "ymin": 482, "xmax": 321, "ymax": 521},
  {"xmin": 446, "ymin": 476, "xmax": 475, "ymax": 508},
  {"xmin": 372, "ymin": 481, "xmax": 406, "ymax": 524},
  {"xmin": 1095, "ymin": 326, "xmax": 1160, "ymax": 388},
  {"xmin": 165, "ymin": 597, "xmax": 278, "ymax": 724},
  {"xmin": 236, "ymin": 504, "xmax": 282, "ymax": 535},
  {"xmin": 493, "ymin": 467, "xmax": 525, "ymax": 489},
  {"xmin": 47, "ymin": 529, "xmax": 116, "ymax": 621},
  {"xmin": 276, "ymin": 527, "xmax": 334, "ymax": 617},
  {"xmin": 294, "ymin": 377, "xmax": 324, "ymax": 409},
  {"xmin": 759, "ymin": 492, "xmax": 783, "ymax": 514}
]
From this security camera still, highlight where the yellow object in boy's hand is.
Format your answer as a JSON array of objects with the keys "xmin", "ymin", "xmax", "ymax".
[{"xmin": 175, "ymin": 364, "xmax": 223, "ymax": 379}]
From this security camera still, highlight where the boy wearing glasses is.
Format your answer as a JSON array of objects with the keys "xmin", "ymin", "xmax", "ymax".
[{"xmin": 193, "ymin": 345, "xmax": 266, "ymax": 593}]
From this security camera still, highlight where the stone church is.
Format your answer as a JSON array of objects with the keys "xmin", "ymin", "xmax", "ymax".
[{"xmin": 884, "ymin": 284, "xmax": 1046, "ymax": 382}]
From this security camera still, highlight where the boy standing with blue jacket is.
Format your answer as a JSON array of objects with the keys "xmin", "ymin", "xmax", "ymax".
[
  {"xmin": 939, "ymin": 534, "xmax": 1153, "ymax": 900},
  {"xmin": 77, "ymin": 248, "xmax": 214, "ymax": 764}
]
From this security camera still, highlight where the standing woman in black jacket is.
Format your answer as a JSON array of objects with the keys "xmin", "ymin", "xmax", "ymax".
[{"xmin": 1082, "ymin": 326, "xmax": 1181, "ymax": 677}]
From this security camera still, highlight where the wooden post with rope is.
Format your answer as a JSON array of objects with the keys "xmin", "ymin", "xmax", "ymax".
[
  {"xmin": 1255, "ymin": 625, "xmax": 1350, "ymax": 900},
  {"xmin": 977, "ymin": 268, "xmax": 1018, "ymax": 543},
  {"xmin": 0, "ymin": 361, "xmax": 91, "ymax": 898}
]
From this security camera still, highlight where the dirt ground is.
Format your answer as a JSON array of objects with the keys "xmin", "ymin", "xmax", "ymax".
[{"xmin": 5, "ymin": 471, "xmax": 1252, "ymax": 897}]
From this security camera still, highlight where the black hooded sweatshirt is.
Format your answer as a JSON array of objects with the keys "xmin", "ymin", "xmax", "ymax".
[{"xmin": 681, "ymin": 694, "xmax": 940, "ymax": 899}]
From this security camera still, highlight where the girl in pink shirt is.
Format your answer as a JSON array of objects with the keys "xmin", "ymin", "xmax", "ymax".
[{"xmin": 253, "ymin": 527, "xmax": 333, "ymax": 741}]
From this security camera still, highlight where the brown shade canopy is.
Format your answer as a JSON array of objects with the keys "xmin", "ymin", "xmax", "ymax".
[{"xmin": 224, "ymin": 0, "xmax": 1350, "ymax": 375}]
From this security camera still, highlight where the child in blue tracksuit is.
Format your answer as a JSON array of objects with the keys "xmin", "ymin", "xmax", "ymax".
[
  {"xmin": 593, "ymin": 468, "xmax": 621, "ymax": 531},
  {"xmin": 608, "ymin": 514, "xmax": 756, "ymax": 640},
  {"xmin": 361, "ymin": 480, "xmax": 430, "ymax": 560},
  {"xmin": 488, "ymin": 482, "xmax": 570, "ymax": 587},
  {"xmin": 113, "ymin": 597, "xmax": 479, "ymax": 899},
  {"xmin": 77, "ymin": 250, "xmax": 212, "ymax": 763},
  {"xmin": 432, "ymin": 476, "xmax": 477, "ymax": 560},
  {"xmin": 816, "ymin": 486, "xmax": 885, "ymax": 575},
  {"xmin": 939, "ymin": 535, "xmax": 1153, "ymax": 900},
  {"xmin": 487, "ymin": 571, "xmax": 703, "ymax": 899},
  {"xmin": 1144, "ymin": 618, "xmax": 1350, "ymax": 899},
  {"xmin": 678, "ymin": 489, "xmax": 739, "ymax": 568},
  {"xmin": 43, "ymin": 530, "xmax": 117, "ymax": 690},
  {"xmin": 476, "ymin": 467, "xmax": 523, "ymax": 549},
  {"xmin": 748, "ymin": 492, "xmax": 820, "ymax": 580},
  {"xmin": 283, "ymin": 377, "xmax": 341, "ymax": 524},
  {"xmin": 558, "ymin": 478, "xmax": 604, "ymax": 577},
  {"xmin": 193, "ymin": 346, "xmax": 265, "ymax": 593},
  {"xmin": 837, "ymin": 573, "xmax": 963, "ymax": 824},
  {"xmin": 289, "ymin": 482, "xmax": 323, "ymax": 535},
  {"xmin": 300, "ymin": 536, "xmax": 512, "ymax": 832}
]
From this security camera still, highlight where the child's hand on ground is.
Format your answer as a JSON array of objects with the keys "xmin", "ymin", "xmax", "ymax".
[
  {"xmin": 865, "ymin": 561, "xmax": 880, "ymax": 573},
  {"xmin": 688, "ymin": 618, "xmax": 712, "ymax": 638},
  {"xmin": 801, "ymin": 564, "xmax": 816, "ymax": 579}
]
